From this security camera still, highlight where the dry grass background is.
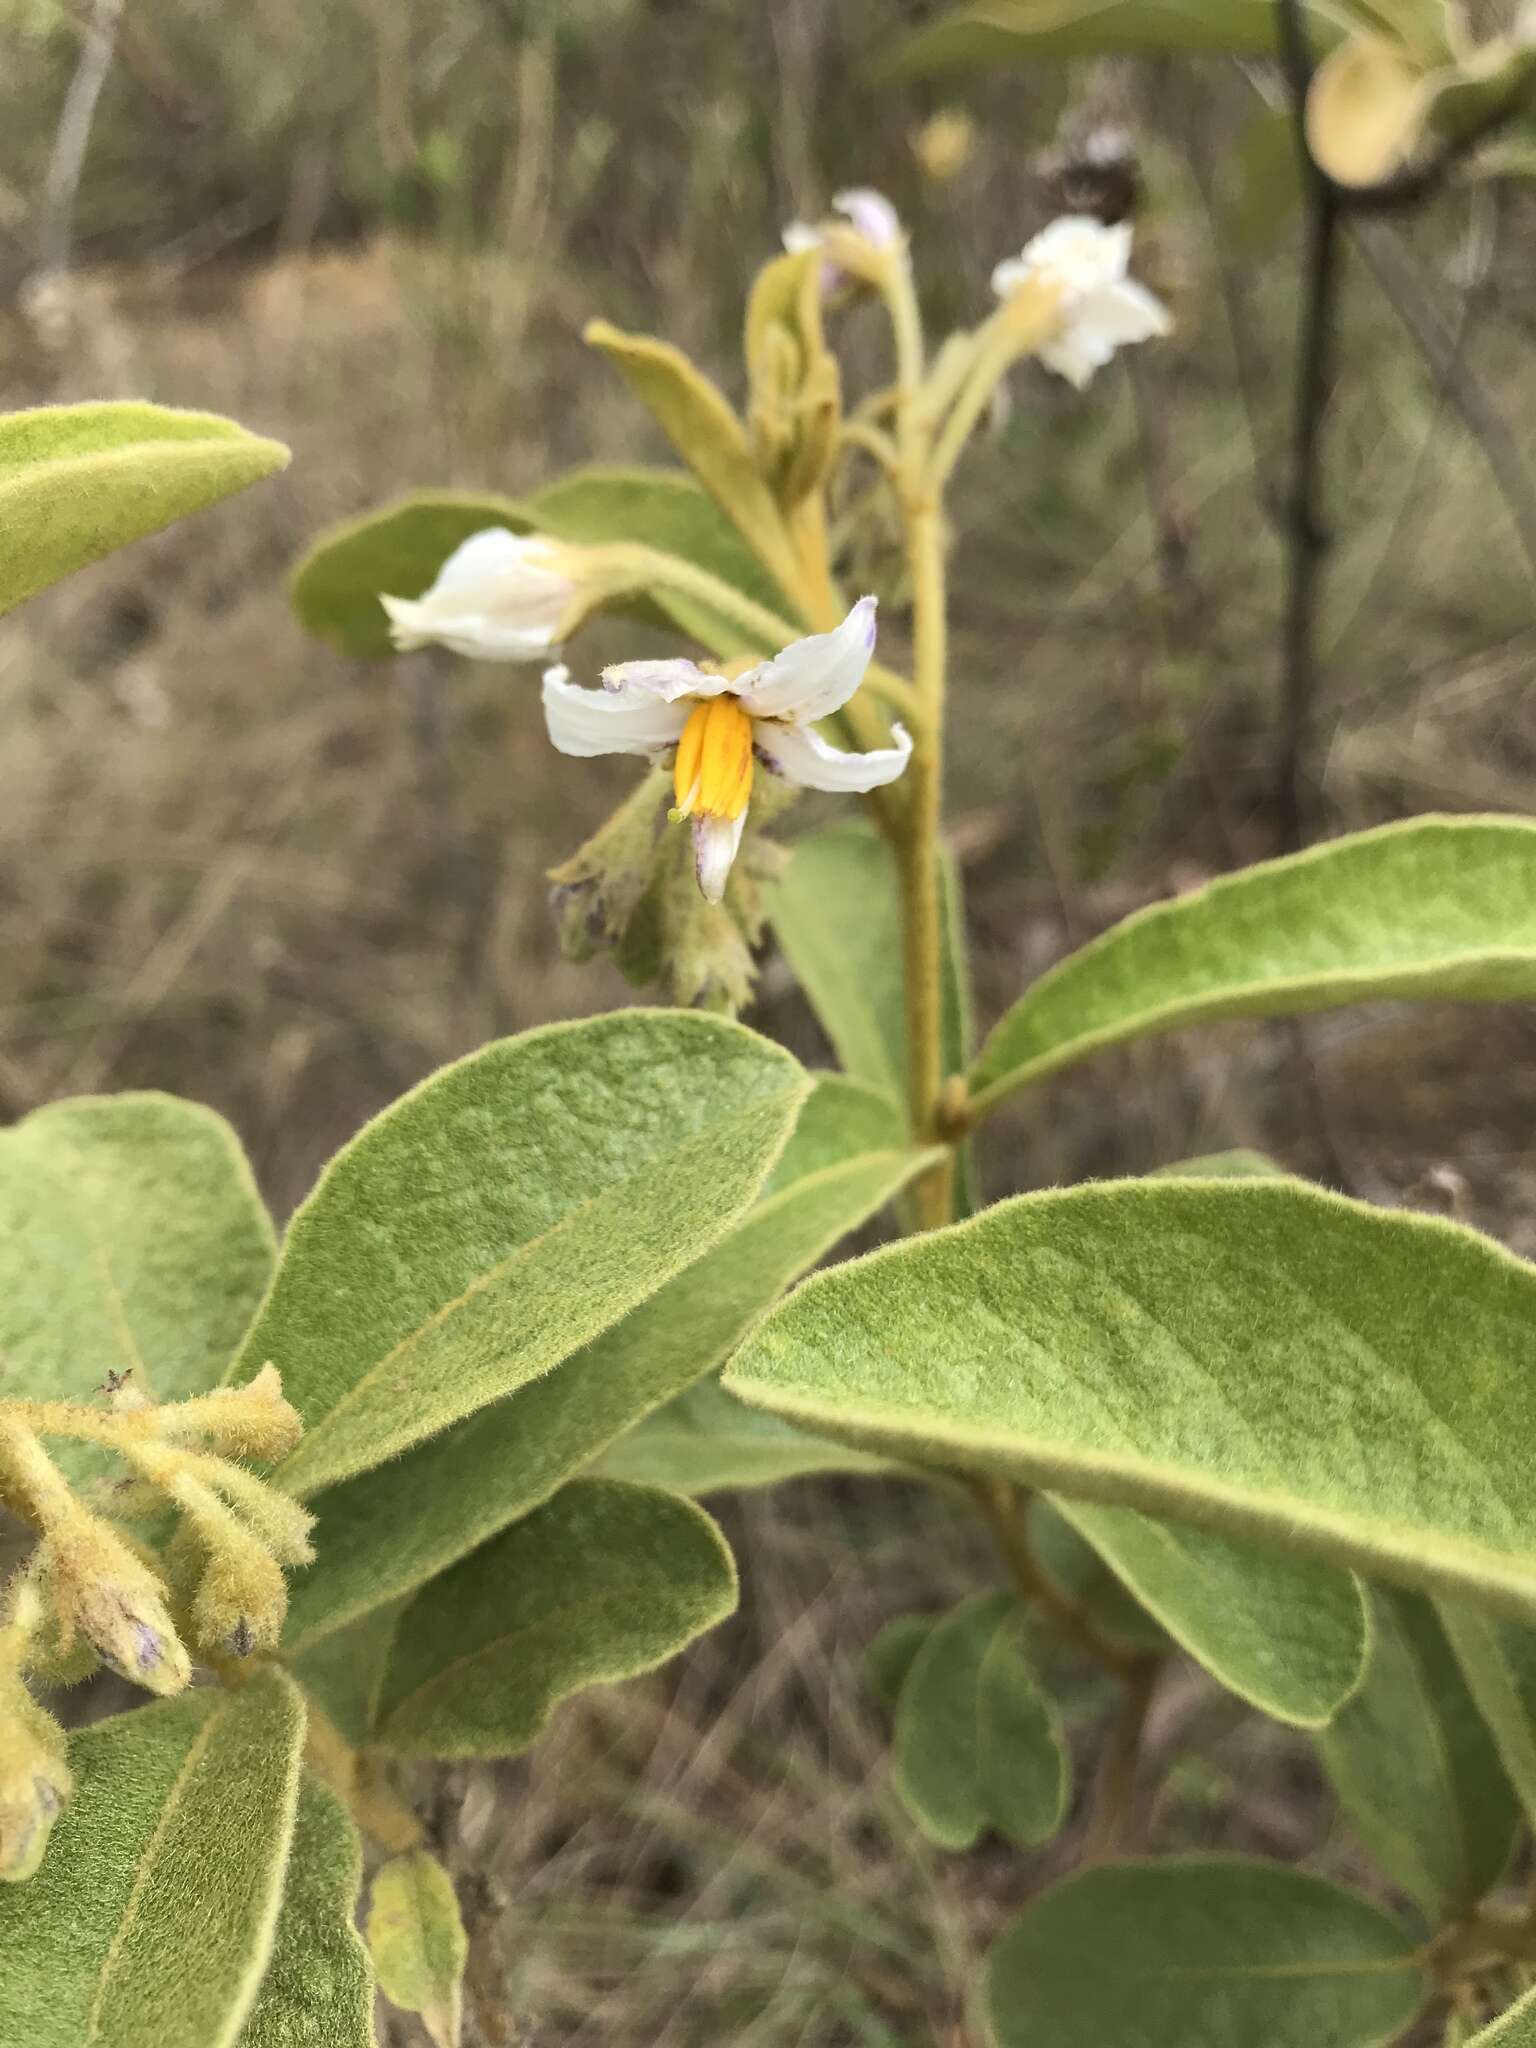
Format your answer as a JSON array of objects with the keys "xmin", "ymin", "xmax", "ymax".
[{"xmin": 4, "ymin": 3, "xmax": 1536, "ymax": 2039}]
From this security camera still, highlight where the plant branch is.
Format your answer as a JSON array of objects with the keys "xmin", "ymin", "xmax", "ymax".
[
  {"xmin": 1275, "ymin": 0, "xmax": 1343, "ymax": 856},
  {"xmin": 970, "ymin": 1477, "xmax": 1145, "ymax": 1682}
]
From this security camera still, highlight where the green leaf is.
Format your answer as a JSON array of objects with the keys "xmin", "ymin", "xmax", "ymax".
[
  {"xmin": 1053, "ymin": 1499, "xmax": 1368, "ymax": 1727},
  {"xmin": 288, "ymin": 1602, "xmax": 406, "ymax": 1748},
  {"xmin": 1320, "ymin": 1587, "xmax": 1515, "ymax": 1917},
  {"xmin": 594, "ymin": 1376, "xmax": 899, "ymax": 1495},
  {"xmin": 0, "ymin": 1093, "xmax": 275, "ymax": 1408},
  {"xmin": 865, "ymin": 1613, "xmax": 935, "ymax": 1717},
  {"xmin": 365, "ymin": 1851, "xmax": 466, "ymax": 2048},
  {"xmin": 893, "ymin": 1592, "xmax": 1015, "ymax": 1849},
  {"xmin": 583, "ymin": 320, "xmax": 803, "ymax": 601},
  {"xmin": 371, "ymin": 1479, "xmax": 737, "ymax": 1757},
  {"xmin": 237, "ymin": 1778, "xmax": 375, "ymax": 2048},
  {"xmin": 772, "ymin": 821, "xmax": 973, "ymax": 1105},
  {"xmin": 1439, "ymin": 1597, "xmax": 1536, "ymax": 1827},
  {"xmin": 232, "ymin": 1013, "xmax": 806, "ymax": 1498},
  {"xmin": 530, "ymin": 464, "xmax": 789, "ymax": 650},
  {"xmin": 1465, "ymin": 1986, "xmax": 1536, "ymax": 2044},
  {"xmin": 0, "ymin": 402, "xmax": 289, "ymax": 616},
  {"xmin": 970, "ymin": 817, "xmax": 1536, "ymax": 1113},
  {"xmin": 724, "ymin": 1177, "xmax": 1536, "ymax": 1619},
  {"xmin": 290, "ymin": 491, "xmax": 534, "ymax": 657},
  {"xmin": 890, "ymin": 0, "xmax": 1337, "ymax": 76},
  {"xmin": 0, "ymin": 1668, "xmax": 305, "ymax": 2048},
  {"xmin": 975, "ymin": 1615, "xmax": 1070, "ymax": 1848},
  {"xmin": 1027, "ymin": 1499, "xmax": 1168, "ymax": 1654},
  {"xmin": 982, "ymin": 1856, "xmax": 1430, "ymax": 2048},
  {"xmin": 281, "ymin": 1074, "xmax": 919, "ymax": 1652},
  {"xmin": 1153, "ymin": 1148, "xmax": 1290, "ymax": 1179}
]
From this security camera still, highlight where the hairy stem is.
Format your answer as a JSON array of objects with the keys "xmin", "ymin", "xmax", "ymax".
[
  {"xmin": 971, "ymin": 1477, "xmax": 1146, "ymax": 1682},
  {"xmin": 1276, "ymin": 0, "xmax": 1341, "ymax": 856}
]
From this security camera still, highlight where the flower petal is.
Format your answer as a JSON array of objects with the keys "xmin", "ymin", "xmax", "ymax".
[
  {"xmin": 1078, "ymin": 279, "xmax": 1172, "ymax": 346},
  {"xmin": 542, "ymin": 666, "xmax": 690, "ymax": 758},
  {"xmin": 692, "ymin": 810, "xmax": 747, "ymax": 904},
  {"xmin": 381, "ymin": 527, "xmax": 574, "ymax": 660},
  {"xmin": 738, "ymin": 596, "xmax": 878, "ymax": 723},
  {"xmin": 380, "ymin": 595, "xmax": 559, "ymax": 659},
  {"xmin": 782, "ymin": 221, "xmax": 824, "ymax": 254},
  {"xmin": 832, "ymin": 188, "xmax": 901, "ymax": 248},
  {"xmin": 600, "ymin": 658, "xmax": 733, "ymax": 702},
  {"xmin": 755, "ymin": 718, "xmax": 912, "ymax": 794}
]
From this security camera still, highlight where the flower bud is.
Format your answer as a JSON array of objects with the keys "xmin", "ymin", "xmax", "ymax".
[
  {"xmin": 155, "ymin": 1363, "xmax": 303, "ymax": 1465},
  {"xmin": 189, "ymin": 1536, "xmax": 287, "ymax": 1660},
  {"xmin": 46, "ymin": 1524, "xmax": 192, "ymax": 1697},
  {"xmin": 0, "ymin": 1698, "xmax": 71, "ymax": 1883}
]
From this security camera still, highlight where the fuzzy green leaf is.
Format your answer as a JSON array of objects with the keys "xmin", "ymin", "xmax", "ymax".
[
  {"xmin": 531, "ymin": 463, "xmax": 789, "ymax": 649},
  {"xmin": 583, "ymin": 320, "xmax": 803, "ymax": 601},
  {"xmin": 975, "ymin": 1616, "xmax": 1070, "ymax": 1848},
  {"xmin": 1152, "ymin": 1148, "xmax": 1290, "ymax": 1179},
  {"xmin": 725, "ymin": 1178, "xmax": 1536, "ymax": 1619},
  {"xmin": 1319, "ymin": 1587, "xmax": 1516, "ymax": 1917},
  {"xmin": 289, "ymin": 490, "xmax": 535, "ymax": 657},
  {"xmin": 281, "ymin": 1075, "xmax": 917, "ymax": 1653},
  {"xmin": 288, "ymin": 1602, "xmax": 406, "ymax": 1748},
  {"xmin": 1439, "ymin": 1599, "xmax": 1536, "ymax": 1827},
  {"xmin": 0, "ymin": 1669, "xmax": 304, "ymax": 2048},
  {"xmin": 866, "ymin": 1613, "xmax": 935, "ymax": 1717},
  {"xmin": 982, "ymin": 1856, "xmax": 1430, "ymax": 2047},
  {"xmin": 893, "ymin": 1592, "xmax": 1016, "ymax": 1849},
  {"xmin": 371, "ymin": 1479, "xmax": 737, "ymax": 1757},
  {"xmin": 0, "ymin": 1092, "xmax": 275, "ymax": 1408},
  {"xmin": 970, "ymin": 817, "xmax": 1536, "ymax": 1112},
  {"xmin": 0, "ymin": 402, "xmax": 289, "ymax": 616},
  {"xmin": 366, "ymin": 1851, "xmax": 466, "ymax": 2048},
  {"xmin": 593, "ymin": 1376, "xmax": 898, "ymax": 1495},
  {"xmin": 772, "ymin": 821, "xmax": 973, "ymax": 1105},
  {"xmin": 1466, "ymin": 1986, "xmax": 1536, "ymax": 2044},
  {"xmin": 233, "ymin": 1013, "xmax": 806, "ymax": 1498},
  {"xmin": 237, "ymin": 1778, "xmax": 375, "ymax": 2048},
  {"xmin": 890, "ymin": 0, "xmax": 1336, "ymax": 74},
  {"xmin": 1054, "ymin": 1499, "xmax": 1368, "ymax": 1726}
]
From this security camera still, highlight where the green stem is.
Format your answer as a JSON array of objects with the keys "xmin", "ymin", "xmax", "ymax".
[{"xmin": 901, "ymin": 494, "xmax": 953, "ymax": 1229}]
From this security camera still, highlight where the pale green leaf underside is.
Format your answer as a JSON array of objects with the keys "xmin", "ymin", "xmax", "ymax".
[
  {"xmin": 594, "ymin": 1376, "xmax": 900, "ymax": 1495},
  {"xmin": 0, "ymin": 1092, "xmax": 275, "ymax": 1409},
  {"xmin": 283, "ymin": 1079, "xmax": 922, "ymax": 1652},
  {"xmin": 726, "ymin": 1178, "xmax": 1536, "ymax": 1620},
  {"xmin": 235, "ymin": 1012, "xmax": 806, "ymax": 1497},
  {"xmin": 1319, "ymin": 1587, "xmax": 1516, "ymax": 1918},
  {"xmin": 0, "ymin": 1669, "xmax": 304, "ymax": 2048},
  {"xmin": 893, "ymin": 1592, "xmax": 1015, "ymax": 1850},
  {"xmin": 372, "ymin": 1479, "xmax": 737, "ymax": 1757},
  {"xmin": 237, "ymin": 1778, "xmax": 375, "ymax": 2048},
  {"xmin": 0, "ymin": 402, "xmax": 289, "ymax": 615},
  {"xmin": 1438, "ymin": 1598, "xmax": 1536, "ymax": 1828},
  {"xmin": 365, "ymin": 1851, "xmax": 465, "ymax": 2048},
  {"xmin": 975, "ymin": 1617, "xmax": 1070, "ymax": 1848},
  {"xmin": 1055, "ymin": 1498, "xmax": 1367, "ymax": 1727},
  {"xmin": 971, "ymin": 817, "xmax": 1536, "ymax": 1106},
  {"xmin": 982, "ymin": 1857, "xmax": 1429, "ymax": 2048}
]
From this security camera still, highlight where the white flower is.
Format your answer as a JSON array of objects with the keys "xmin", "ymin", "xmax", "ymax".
[
  {"xmin": 990, "ymin": 215, "xmax": 1171, "ymax": 389},
  {"xmin": 542, "ymin": 596, "xmax": 910, "ymax": 904},
  {"xmin": 380, "ymin": 527, "xmax": 578, "ymax": 660},
  {"xmin": 782, "ymin": 189, "xmax": 902, "ymax": 292}
]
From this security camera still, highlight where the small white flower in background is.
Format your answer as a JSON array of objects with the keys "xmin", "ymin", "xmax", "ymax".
[
  {"xmin": 990, "ymin": 215, "xmax": 1171, "ymax": 390},
  {"xmin": 542, "ymin": 597, "xmax": 910, "ymax": 903},
  {"xmin": 783, "ymin": 189, "xmax": 902, "ymax": 294},
  {"xmin": 380, "ymin": 527, "xmax": 577, "ymax": 660}
]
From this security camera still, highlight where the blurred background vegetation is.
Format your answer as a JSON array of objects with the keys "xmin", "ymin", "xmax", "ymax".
[{"xmin": 3, "ymin": 2, "xmax": 1535, "ymax": 2039}]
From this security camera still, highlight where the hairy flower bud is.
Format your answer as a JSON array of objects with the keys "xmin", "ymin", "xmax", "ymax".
[
  {"xmin": 0, "ymin": 1696, "xmax": 71, "ymax": 1883},
  {"xmin": 154, "ymin": 1363, "xmax": 303, "ymax": 1465},
  {"xmin": 189, "ymin": 1536, "xmax": 287, "ymax": 1660},
  {"xmin": 45, "ymin": 1524, "xmax": 192, "ymax": 1697}
]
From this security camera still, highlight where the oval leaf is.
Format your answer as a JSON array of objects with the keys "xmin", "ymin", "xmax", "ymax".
[
  {"xmin": 238, "ymin": 1778, "xmax": 374, "ymax": 2048},
  {"xmin": 0, "ymin": 1093, "xmax": 275, "ymax": 1409},
  {"xmin": 970, "ymin": 817, "xmax": 1536, "ymax": 1111},
  {"xmin": 982, "ymin": 1856, "xmax": 1430, "ymax": 2047},
  {"xmin": 975, "ymin": 1616, "xmax": 1070, "ymax": 1848},
  {"xmin": 290, "ymin": 490, "xmax": 534, "ymax": 657},
  {"xmin": 1307, "ymin": 33, "xmax": 1431, "ymax": 187},
  {"xmin": 281, "ymin": 1075, "xmax": 920, "ymax": 1652},
  {"xmin": 0, "ymin": 1669, "xmax": 305, "ymax": 2048},
  {"xmin": 1319, "ymin": 1586, "xmax": 1516, "ymax": 1916},
  {"xmin": 1439, "ymin": 1597, "xmax": 1536, "ymax": 1827},
  {"xmin": 233, "ymin": 1013, "xmax": 806, "ymax": 1498},
  {"xmin": 1467, "ymin": 1986, "xmax": 1536, "ymax": 2043},
  {"xmin": 893, "ymin": 1592, "xmax": 1016, "ymax": 1849},
  {"xmin": 1054, "ymin": 1498, "xmax": 1368, "ymax": 1727},
  {"xmin": 0, "ymin": 402, "xmax": 289, "ymax": 615},
  {"xmin": 594, "ymin": 1376, "xmax": 899, "ymax": 1496},
  {"xmin": 725, "ymin": 1178, "xmax": 1536, "ymax": 1619},
  {"xmin": 366, "ymin": 1851, "xmax": 466, "ymax": 2048},
  {"xmin": 371, "ymin": 1479, "xmax": 737, "ymax": 1757}
]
